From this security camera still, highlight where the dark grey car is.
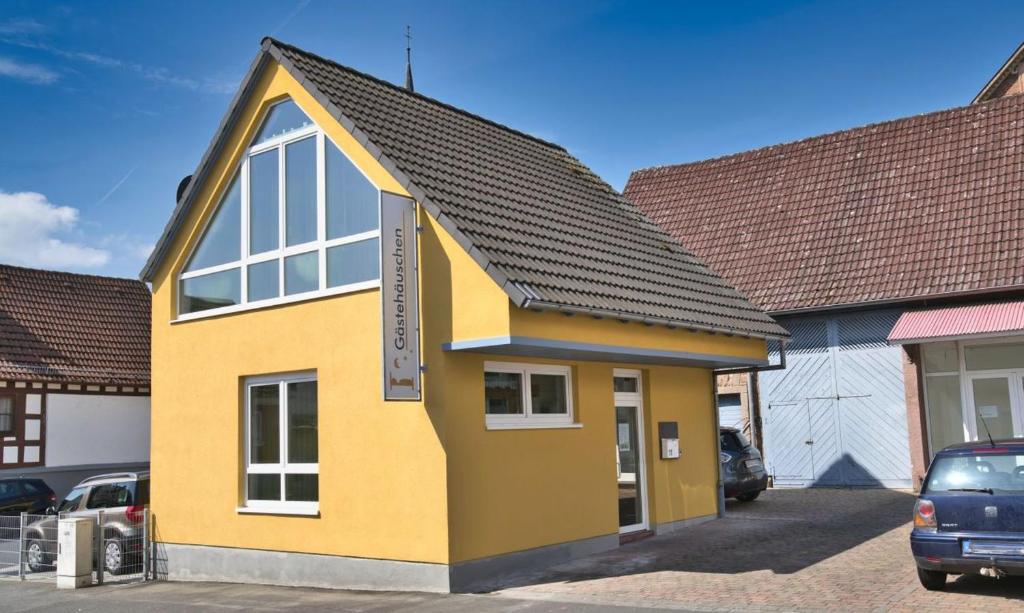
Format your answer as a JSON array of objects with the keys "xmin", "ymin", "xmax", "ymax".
[
  {"xmin": 720, "ymin": 427, "xmax": 768, "ymax": 502},
  {"xmin": 24, "ymin": 472, "xmax": 149, "ymax": 574}
]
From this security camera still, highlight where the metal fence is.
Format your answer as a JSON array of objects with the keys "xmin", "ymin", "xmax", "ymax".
[{"xmin": 0, "ymin": 510, "xmax": 150, "ymax": 585}]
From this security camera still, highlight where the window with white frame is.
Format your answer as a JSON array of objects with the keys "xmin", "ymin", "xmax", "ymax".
[
  {"xmin": 0, "ymin": 396, "xmax": 12, "ymax": 435},
  {"xmin": 483, "ymin": 362, "xmax": 573, "ymax": 428},
  {"xmin": 244, "ymin": 372, "xmax": 318, "ymax": 513},
  {"xmin": 178, "ymin": 98, "xmax": 381, "ymax": 318}
]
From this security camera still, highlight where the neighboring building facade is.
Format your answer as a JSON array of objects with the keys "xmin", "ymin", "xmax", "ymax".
[
  {"xmin": 0, "ymin": 265, "xmax": 151, "ymax": 497},
  {"xmin": 140, "ymin": 38, "xmax": 787, "ymax": 592},
  {"xmin": 626, "ymin": 47, "xmax": 1024, "ymax": 489}
]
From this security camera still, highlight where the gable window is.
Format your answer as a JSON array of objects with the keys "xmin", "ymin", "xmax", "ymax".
[
  {"xmin": 483, "ymin": 362, "xmax": 575, "ymax": 429},
  {"xmin": 178, "ymin": 98, "xmax": 382, "ymax": 318},
  {"xmin": 242, "ymin": 372, "xmax": 318, "ymax": 515}
]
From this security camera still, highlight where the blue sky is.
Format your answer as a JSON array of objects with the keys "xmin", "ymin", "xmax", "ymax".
[{"xmin": 0, "ymin": 0, "xmax": 1021, "ymax": 279}]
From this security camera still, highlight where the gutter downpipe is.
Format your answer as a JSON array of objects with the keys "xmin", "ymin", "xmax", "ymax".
[{"xmin": 712, "ymin": 372, "xmax": 726, "ymax": 519}]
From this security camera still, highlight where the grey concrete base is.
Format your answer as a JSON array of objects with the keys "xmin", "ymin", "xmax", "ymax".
[
  {"xmin": 449, "ymin": 532, "xmax": 619, "ymax": 593},
  {"xmin": 0, "ymin": 462, "xmax": 150, "ymax": 500},
  {"xmin": 156, "ymin": 532, "xmax": 621, "ymax": 594},
  {"xmin": 651, "ymin": 513, "xmax": 716, "ymax": 535},
  {"xmin": 156, "ymin": 543, "xmax": 451, "ymax": 593}
]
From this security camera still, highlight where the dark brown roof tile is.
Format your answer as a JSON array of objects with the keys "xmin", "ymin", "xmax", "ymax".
[{"xmin": 0, "ymin": 265, "xmax": 150, "ymax": 385}]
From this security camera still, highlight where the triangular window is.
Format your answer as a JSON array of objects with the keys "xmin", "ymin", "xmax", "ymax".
[
  {"xmin": 252, "ymin": 99, "xmax": 313, "ymax": 146},
  {"xmin": 179, "ymin": 97, "xmax": 383, "ymax": 318},
  {"xmin": 185, "ymin": 173, "xmax": 241, "ymax": 272}
]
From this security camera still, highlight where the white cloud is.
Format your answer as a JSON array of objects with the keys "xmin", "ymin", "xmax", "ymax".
[
  {"xmin": 0, "ymin": 191, "xmax": 110, "ymax": 269},
  {"xmin": 0, "ymin": 38, "xmax": 236, "ymax": 93},
  {"xmin": 0, "ymin": 56, "xmax": 58, "ymax": 84},
  {"xmin": 0, "ymin": 18, "xmax": 48, "ymax": 36}
]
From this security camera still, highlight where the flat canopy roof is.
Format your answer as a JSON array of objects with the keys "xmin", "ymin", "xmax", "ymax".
[
  {"xmin": 888, "ymin": 300, "xmax": 1024, "ymax": 344},
  {"xmin": 443, "ymin": 336, "xmax": 768, "ymax": 369}
]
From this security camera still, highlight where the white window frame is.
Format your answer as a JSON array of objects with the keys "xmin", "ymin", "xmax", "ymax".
[
  {"xmin": 240, "ymin": 371, "xmax": 319, "ymax": 516},
  {"xmin": 483, "ymin": 361, "xmax": 578, "ymax": 430},
  {"xmin": 921, "ymin": 336, "xmax": 1024, "ymax": 455},
  {"xmin": 177, "ymin": 99, "xmax": 382, "ymax": 323}
]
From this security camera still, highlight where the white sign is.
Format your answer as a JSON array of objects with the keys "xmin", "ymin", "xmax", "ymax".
[
  {"xmin": 381, "ymin": 192, "xmax": 421, "ymax": 401},
  {"xmin": 979, "ymin": 405, "xmax": 1000, "ymax": 419}
]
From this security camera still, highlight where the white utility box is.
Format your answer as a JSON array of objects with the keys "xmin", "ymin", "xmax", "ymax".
[
  {"xmin": 661, "ymin": 437, "xmax": 680, "ymax": 459},
  {"xmin": 57, "ymin": 518, "xmax": 93, "ymax": 589}
]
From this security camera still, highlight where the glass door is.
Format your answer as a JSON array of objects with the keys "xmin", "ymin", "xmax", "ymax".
[
  {"xmin": 968, "ymin": 375, "xmax": 1021, "ymax": 441},
  {"xmin": 614, "ymin": 371, "xmax": 647, "ymax": 533}
]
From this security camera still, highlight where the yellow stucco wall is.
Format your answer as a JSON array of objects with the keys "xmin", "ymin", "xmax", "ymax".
[
  {"xmin": 150, "ymin": 60, "xmax": 449, "ymax": 564},
  {"xmin": 150, "ymin": 56, "xmax": 768, "ymax": 569},
  {"xmin": 509, "ymin": 309, "xmax": 767, "ymax": 362},
  {"xmin": 442, "ymin": 356, "xmax": 720, "ymax": 564}
]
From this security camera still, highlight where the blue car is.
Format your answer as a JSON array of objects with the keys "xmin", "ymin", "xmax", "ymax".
[{"xmin": 911, "ymin": 439, "xmax": 1024, "ymax": 591}]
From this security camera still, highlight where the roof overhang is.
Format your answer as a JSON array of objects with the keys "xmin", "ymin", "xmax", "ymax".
[
  {"xmin": 443, "ymin": 336, "xmax": 768, "ymax": 369},
  {"xmin": 888, "ymin": 300, "xmax": 1024, "ymax": 345},
  {"xmin": 141, "ymin": 38, "xmax": 785, "ymax": 340}
]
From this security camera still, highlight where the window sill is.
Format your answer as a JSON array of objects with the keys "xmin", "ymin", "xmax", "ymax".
[
  {"xmin": 236, "ymin": 505, "xmax": 320, "ymax": 517},
  {"xmin": 485, "ymin": 421, "xmax": 583, "ymax": 431}
]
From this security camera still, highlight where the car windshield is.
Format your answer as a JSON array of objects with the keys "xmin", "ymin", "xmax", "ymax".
[
  {"xmin": 925, "ymin": 452, "xmax": 1024, "ymax": 494},
  {"xmin": 58, "ymin": 486, "xmax": 88, "ymax": 512}
]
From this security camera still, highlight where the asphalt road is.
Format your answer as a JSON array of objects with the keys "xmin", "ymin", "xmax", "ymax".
[{"xmin": 0, "ymin": 580, "xmax": 691, "ymax": 612}]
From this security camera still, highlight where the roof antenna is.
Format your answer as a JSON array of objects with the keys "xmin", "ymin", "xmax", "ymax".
[
  {"xmin": 979, "ymin": 413, "xmax": 997, "ymax": 447},
  {"xmin": 404, "ymin": 25, "xmax": 414, "ymax": 92}
]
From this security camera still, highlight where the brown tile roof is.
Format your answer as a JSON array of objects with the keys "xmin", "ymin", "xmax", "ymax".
[
  {"xmin": 143, "ymin": 38, "xmax": 787, "ymax": 339},
  {"xmin": 624, "ymin": 94, "xmax": 1024, "ymax": 314},
  {"xmin": 0, "ymin": 265, "xmax": 150, "ymax": 386}
]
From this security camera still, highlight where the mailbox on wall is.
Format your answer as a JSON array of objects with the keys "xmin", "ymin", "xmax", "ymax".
[{"xmin": 658, "ymin": 421, "xmax": 680, "ymax": 459}]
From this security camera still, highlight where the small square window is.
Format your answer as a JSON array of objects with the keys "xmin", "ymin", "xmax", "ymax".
[
  {"xmin": 531, "ymin": 374, "xmax": 567, "ymax": 415},
  {"xmin": 483, "ymin": 363, "xmax": 573, "ymax": 429},
  {"xmin": 485, "ymin": 372, "xmax": 523, "ymax": 415},
  {"xmin": 284, "ymin": 251, "xmax": 318, "ymax": 295}
]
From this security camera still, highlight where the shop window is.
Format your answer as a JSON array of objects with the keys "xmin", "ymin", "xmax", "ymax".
[
  {"xmin": 0, "ymin": 396, "xmax": 12, "ymax": 435},
  {"xmin": 922, "ymin": 342, "xmax": 958, "ymax": 374},
  {"xmin": 178, "ymin": 97, "xmax": 381, "ymax": 318},
  {"xmin": 964, "ymin": 343, "xmax": 1024, "ymax": 371},
  {"xmin": 484, "ymin": 362, "xmax": 573, "ymax": 429},
  {"xmin": 244, "ymin": 373, "xmax": 319, "ymax": 514},
  {"xmin": 925, "ymin": 375, "xmax": 964, "ymax": 454}
]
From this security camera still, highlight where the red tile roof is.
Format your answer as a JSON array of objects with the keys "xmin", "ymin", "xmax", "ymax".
[
  {"xmin": 889, "ymin": 300, "xmax": 1024, "ymax": 343},
  {"xmin": 624, "ymin": 94, "xmax": 1024, "ymax": 313},
  {"xmin": 0, "ymin": 265, "xmax": 150, "ymax": 386}
]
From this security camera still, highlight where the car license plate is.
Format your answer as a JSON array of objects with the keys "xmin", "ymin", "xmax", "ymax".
[
  {"xmin": 744, "ymin": 459, "xmax": 762, "ymax": 470},
  {"xmin": 962, "ymin": 540, "xmax": 1024, "ymax": 557}
]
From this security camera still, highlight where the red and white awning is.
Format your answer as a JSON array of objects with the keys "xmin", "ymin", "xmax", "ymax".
[{"xmin": 888, "ymin": 300, "xmax": 1024, "ymax": 344}]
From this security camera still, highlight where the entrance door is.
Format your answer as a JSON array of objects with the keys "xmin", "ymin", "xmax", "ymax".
[
  {"xmin": 967, "ymin": 374, "xmax": 1023, "ymax": 440},
  {"xmin": 614, "ymin": 370, "xmax": 647, "ymax": 533}
]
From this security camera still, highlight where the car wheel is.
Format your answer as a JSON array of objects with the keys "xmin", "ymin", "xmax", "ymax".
[
  {"xmin": 26, "ymin": 539, "xmax": 48, "ymax": 572},
  {"xmin": 916, "ymin": 566, "xmax": 947, "ymax": 591},
  {"xmin": 736, "ymin": 491, "xmax": 760, "ymax": 502},
  {"xmin": 104, "ymin": 537, "xmax": 124, "ymax": 575}
]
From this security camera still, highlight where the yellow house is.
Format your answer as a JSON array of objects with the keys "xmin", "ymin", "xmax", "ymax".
[{"xmin": 140, "ymin": 37, "xmax": 788, "ymax": 592}]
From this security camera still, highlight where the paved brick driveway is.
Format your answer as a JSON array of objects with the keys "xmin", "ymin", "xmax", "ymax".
[{"xmin": 493, "ymin": 489, "xmax": 1024, "ymax": 612}]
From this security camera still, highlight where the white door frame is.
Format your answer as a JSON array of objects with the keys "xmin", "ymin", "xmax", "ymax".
[
  {"xmin": 964, "ymin": 371, "xmax": 1024, "ymax": 441},
  {"xmin": 614, "ymin": 368, "xmax": 648, "ymax": 534}
]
